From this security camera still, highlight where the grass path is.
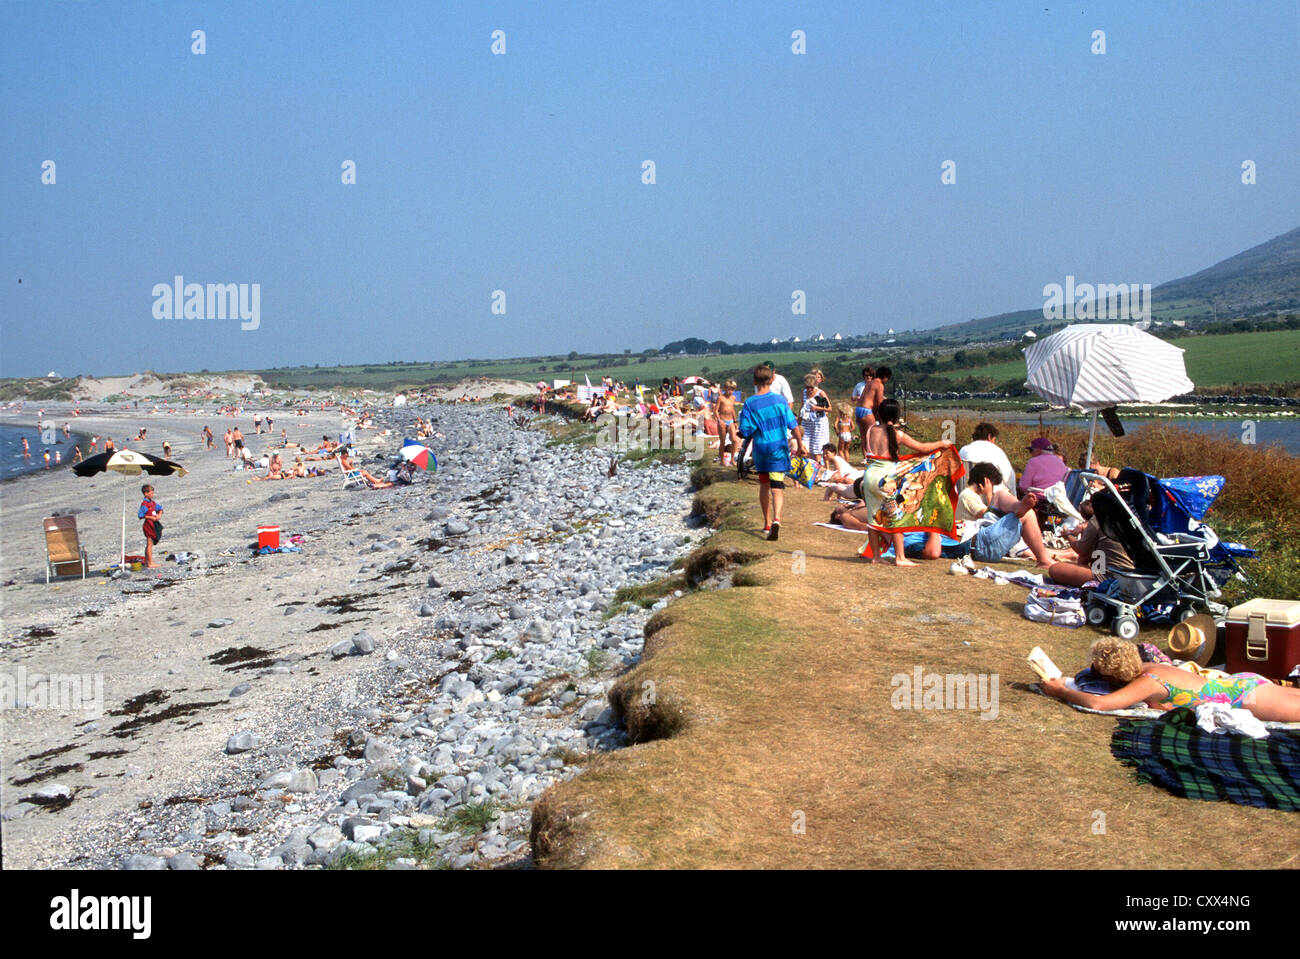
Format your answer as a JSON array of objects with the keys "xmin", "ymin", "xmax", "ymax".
[{"xmin": 531, "ymin": 468, "xmax": 1297, "ymax": 869}]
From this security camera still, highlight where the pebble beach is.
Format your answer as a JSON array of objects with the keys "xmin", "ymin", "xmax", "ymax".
[{"xmin": 1, "ymin": 393, "xmax": 700, "ymax": 869}]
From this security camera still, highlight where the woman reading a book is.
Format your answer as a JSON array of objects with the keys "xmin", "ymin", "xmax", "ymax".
[{"xmin": 1039, "ymin": 638, "xmax": 1300, "ymax": 722}]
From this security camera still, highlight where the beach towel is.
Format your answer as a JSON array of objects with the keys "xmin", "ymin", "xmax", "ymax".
[
  {"xmin": 1023, "ymin": 587, "xmax": 1085, "ymax": 627},
  {"xmin": 1059, "ymin": 696, "xmax": 1297, "ymax": 729},
  {"xmin": 1110, "ymin": 709, "xmax": 1300, "ymax": 810},
  {"xmin": 787, "ymin": 455, "xmax": 820, "ymax": 489},
  {"xmin": 856, "ymin": 448, "xmax": 965, "ymax": 537},
  {"xmin": 1031, "ymin": 676, "xmax": 1300, "ymax": 728}
]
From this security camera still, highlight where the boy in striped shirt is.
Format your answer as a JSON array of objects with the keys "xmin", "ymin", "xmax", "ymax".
[{"xmin": 738, "ymin": 365, "xmax": 802, "ymax": 541}]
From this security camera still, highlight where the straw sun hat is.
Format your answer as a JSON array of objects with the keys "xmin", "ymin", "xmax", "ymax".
[{"xmin": 1167, "ymin": 613, "xmax": 1218, "ymax": 666}]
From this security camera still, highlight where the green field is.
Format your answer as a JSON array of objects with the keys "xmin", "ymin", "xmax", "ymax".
[
  {"xmin": 935, "ymin": 328, "xmax": 1300, "ymax": 388},
  {"xmin": 258, "ymin": 349, "xmax": 847, "ymax": 392},
  {"xmin": 209, "ymin": 327, "xmax": 1300, "ymax": 401}
]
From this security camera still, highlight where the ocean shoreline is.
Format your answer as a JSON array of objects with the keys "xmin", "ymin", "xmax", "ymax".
[{"xmin": 1, "ymin": 397, "xmax": 701, "ymax": 869}]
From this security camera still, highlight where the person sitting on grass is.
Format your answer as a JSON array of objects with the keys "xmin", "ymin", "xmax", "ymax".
[
  {"xmin": 1019, "ymin": 436, "xmax": 1069, "ymax": 493},
  {"xmin": 958, "ymin": 422, "xmax": 1017, "ymax": 495},
  {"xmin": 819, "ymin": 444, "xmax": 863, "ymax": 500},
  {"xmin": 957, "ymin": 462, "xmax": 1067, "ymax": 568},
  {"xmin": 1046, "ymin": 509, "xmax": 1137, "ymax": 587},
  {"xmin": 738, "ymin": 364, "xmax": 802, "ymax": 541},
  {"xmin": 1039, "ymin": 637, "xmax": 1300, "ymax": 722}
]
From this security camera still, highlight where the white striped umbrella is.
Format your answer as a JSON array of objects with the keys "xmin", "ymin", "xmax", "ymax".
[
  {"xmin": 1023, "ymin": 323, "xmax": 1195, "ymax": 462},
  {"xmin": 73, "ymin": 448, "xmax": 187, "ymax": 567}
]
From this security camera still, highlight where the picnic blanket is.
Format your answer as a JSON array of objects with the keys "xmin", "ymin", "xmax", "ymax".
[
  {"xmin": 1030, "ymin": 680, "xmax": 1300, "ymax": 729},
  {"xmin": 856, "ymin": 447, "xmax": 964, "ymax": 537},
  {"xmin": 1110, "ymin": 708, "xmax": 1300, "ymax": 810},
  {"xmin": 814, "ymin": 522, "xmax": 870, "ymax": 535}
]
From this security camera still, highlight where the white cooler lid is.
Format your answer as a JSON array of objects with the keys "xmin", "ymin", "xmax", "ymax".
[{"xmin": 1226, "ymin": 598, "xmax": 1300, "ymax": 627}]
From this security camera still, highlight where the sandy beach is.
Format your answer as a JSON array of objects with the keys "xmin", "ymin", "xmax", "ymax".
[{"xmin": 0, "ymin": 392, "xmax": 697, "ymax": 868}]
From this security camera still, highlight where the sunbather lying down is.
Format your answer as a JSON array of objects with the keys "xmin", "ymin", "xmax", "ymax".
[{"xmin": 1040, "ymin": 637, "xmax": 1300, "ymax": 723}]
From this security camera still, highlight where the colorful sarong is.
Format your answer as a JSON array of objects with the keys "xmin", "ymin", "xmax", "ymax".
[
  {"xmin": 1111, "ymin": 709, "xmax": 1300, "ymax": 810},
  {"xmin": 855, "ymin": 447, "xmax": 965, "ymax": 537}
]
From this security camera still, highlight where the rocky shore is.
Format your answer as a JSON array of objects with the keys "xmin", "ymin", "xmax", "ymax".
[{"xmin": 1, "ymin": 400, "xmax": 702, "ymax": 869}]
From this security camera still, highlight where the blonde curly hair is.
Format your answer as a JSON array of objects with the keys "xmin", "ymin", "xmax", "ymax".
[{"xmin": 1090, "ymin": 637, "xmax": 1143, "ymax": 683}]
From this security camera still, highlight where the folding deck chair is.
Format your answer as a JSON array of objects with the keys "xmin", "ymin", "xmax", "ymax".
[
  {"xmin": 44, "ymin": 515, "xmax": 89, "ymax": 583},
  {"xmin": 338, "ymin": 455, "xmax": 369, "ymax": 490}
]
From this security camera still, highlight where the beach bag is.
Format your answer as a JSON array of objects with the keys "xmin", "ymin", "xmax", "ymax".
[
  {"xmin": 787, "ymin": 455, "xmax": 820, "ymax": 489},
  {"xmin": 1023, "ymin": 587, "xmax": 1084, "ymax": 628}
]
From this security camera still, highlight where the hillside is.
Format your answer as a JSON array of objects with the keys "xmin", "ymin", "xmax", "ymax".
[
  {"xmin": 1153, "ymin": 225, "xmax": 1300, "ymax": 317},
  {"xmin": 929, "ymin": 225, "xmax": 1300, "ymax": 342}
]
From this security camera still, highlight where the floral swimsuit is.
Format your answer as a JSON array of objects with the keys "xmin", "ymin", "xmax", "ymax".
[{"xmin": 1152, "ymin": 671, "xmax": 1272, "ymax": 709}]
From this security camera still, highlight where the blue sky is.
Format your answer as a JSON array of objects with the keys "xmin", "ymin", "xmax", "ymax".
[{"xmin": 2, "ymin": 0, "xmax": 1297, "ymax": 377}]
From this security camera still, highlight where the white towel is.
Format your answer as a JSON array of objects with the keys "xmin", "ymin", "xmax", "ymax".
[
  {"xmin": 812, "ymin": 522, "xmax": 870, "ymax": 535},
  {"xmin": 1194, "ymin": 701, "xmax": 1270, "ymax": 739}
]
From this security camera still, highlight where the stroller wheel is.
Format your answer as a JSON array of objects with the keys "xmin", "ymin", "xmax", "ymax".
[
  {"xmin": 1112, "ymin": 615, "xmax": 1140, "ymax": 641},
  {"xmin": 1086, "ymin": 603, "xmax": 1110, "ymax": 627},
  {"xmin": 1173, "ymin": 604, "xmax": 1199, "ymax": 623}
]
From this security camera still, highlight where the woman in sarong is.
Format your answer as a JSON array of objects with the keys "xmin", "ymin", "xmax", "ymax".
[{"xmin": 857, "ymin": 399, "xmax": 959, "ymax": 566}]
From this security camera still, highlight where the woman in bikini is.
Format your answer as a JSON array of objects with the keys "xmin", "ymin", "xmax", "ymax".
[{"xmin": 1040, "ymin": 637, "xmax": 1300, "ymax": 722}]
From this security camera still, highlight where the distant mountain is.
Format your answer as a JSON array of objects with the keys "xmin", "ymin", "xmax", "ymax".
[
  {"xmin": 931, "ymin": 225, "xmax": 1300, "ymax": 342},
  {"xmin": 1152, "ymin": 225, "xmax": 1300, "ymax": 316}
]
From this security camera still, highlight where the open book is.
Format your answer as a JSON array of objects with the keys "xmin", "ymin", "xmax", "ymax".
[{"xmin": 1027, "ymin": 646, "xmax": 1062, "ymax": 682}]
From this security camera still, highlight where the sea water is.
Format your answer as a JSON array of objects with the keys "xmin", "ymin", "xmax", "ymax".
[
  {"xmin": 0, "ymin": 423, "xmax": 93, "ymax": 479},
  {"xmin": 1023, "ymin": 416, "xmax": 1300, "ymax": 456}
]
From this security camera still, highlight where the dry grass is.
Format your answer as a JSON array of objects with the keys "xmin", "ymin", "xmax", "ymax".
[{"xmin": 531, "ymin": 470, "xmax": 1298, "ymax": 870}]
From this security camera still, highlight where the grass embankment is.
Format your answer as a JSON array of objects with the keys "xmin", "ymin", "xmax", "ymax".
[{"xmin": 530, "ymin": 426, "xmax": 1298, "ymax": 869}]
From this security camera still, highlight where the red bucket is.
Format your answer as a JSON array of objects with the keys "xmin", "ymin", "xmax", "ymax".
[{"xmin": 257, "ymin": 525, "xmax": 280, "ymax": 549}]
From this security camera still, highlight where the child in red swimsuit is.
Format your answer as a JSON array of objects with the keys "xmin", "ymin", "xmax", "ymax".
[{"xmin": 138, "ymin": 485, "xmax": 163, "ymax": 568}]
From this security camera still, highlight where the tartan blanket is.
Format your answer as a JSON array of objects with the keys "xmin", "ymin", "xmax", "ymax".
[{"xmin": 1111, "ymin": 709, "xmax": 1300, "ymax": 811}]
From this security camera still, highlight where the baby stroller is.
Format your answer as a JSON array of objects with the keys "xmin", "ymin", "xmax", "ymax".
[{"xmin": 1081, "ymin": 469, "xmax": 1251, "ymax": 640}]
